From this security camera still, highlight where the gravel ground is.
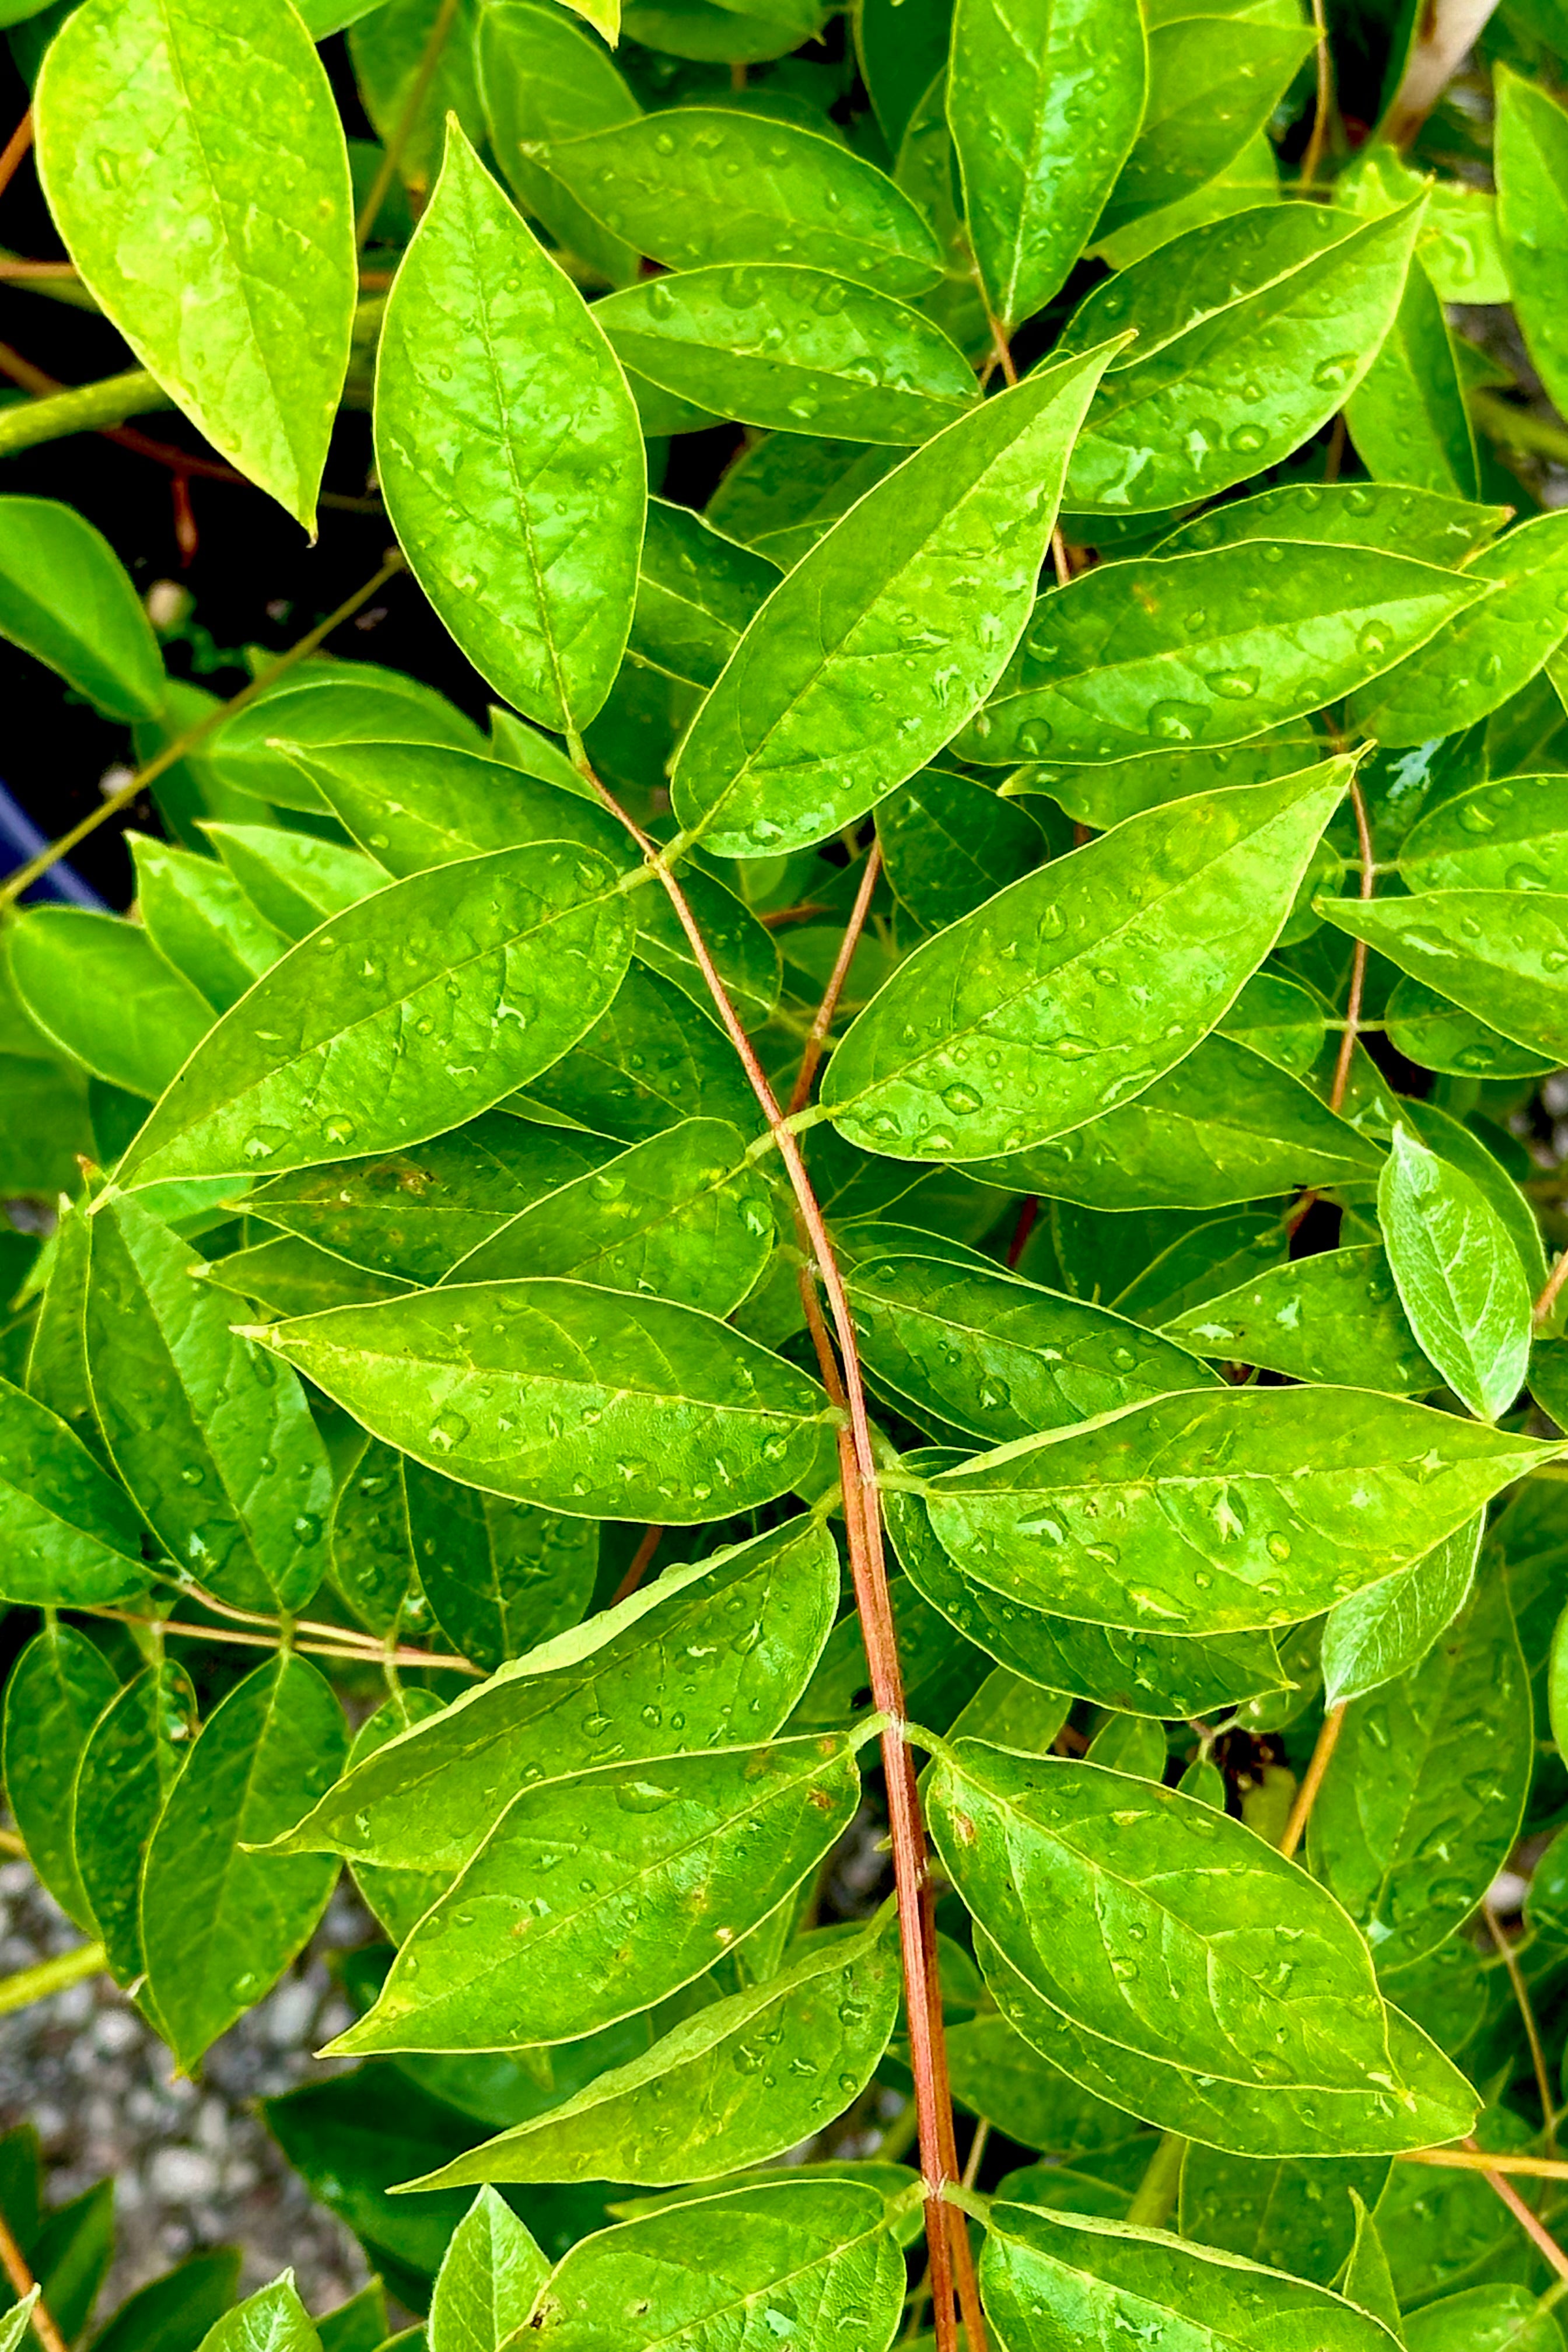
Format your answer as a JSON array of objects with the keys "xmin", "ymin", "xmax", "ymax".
[{"xmin": 0, "ymin": 1864, "xmax": 373, "ymax": 2323}]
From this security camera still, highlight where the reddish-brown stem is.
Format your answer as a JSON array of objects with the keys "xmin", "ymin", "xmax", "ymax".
[
  {"xmin": 1006, "ymin": 1196, "xmax": 1039, "ymax": 1270},
  {"xmin": 0, "ymin": 111, "xmax": 32, "ymax": 208},
  {"xmin": 759, "ymin": 902, "xmax": 828, "ymax": 930},
  {"xmin": 1050, "ymin": 528, "xmax": 1072, "ymax": 590},
  {"xmin": 786, "ymin": 841, "xmax": 881, "ymax": 1118},
  {"xmin": 576, "ymin": 764, "xmax": 983, "ymax": 2352},
  {"xmin": 1278, "ymin": 1700, "xmax": 1346, "ymax": 1859},
  {"xmin": 612, "ymin": 1524, "xmax": 664, "ymax": 1605},
  {"xmin": 0, "ymin": 2202, "xmax": 71, "ymax": 2352},
  {"xmin": 1535, "ymin": 1250, "xmax": 1568, "ymax": 1328},
  {"xmin": 1328, "ymin": 778, "xmax": 1374, "ymax": 1119},
  {"xmin": 1466, "ymin": 2138, "xmax": 1568, "ymax": 2287}
]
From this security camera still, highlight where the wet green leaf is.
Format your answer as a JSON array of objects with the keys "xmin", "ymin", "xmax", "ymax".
[
  {"xmin": 428, "ymin": 2189, "xmax": 547, "ymax": 2352},
  {"xmin": 196, "ymin": 2277, "xmax": 320, "ymax": 2352},
  {"xmin": 446, "ymin": 1119, "xmax": 773, "ymax": 1315},
  {"xmin": 1350, "ymin": 513, "xmax": 1568, "ymax": 745},
  {"xmin": 141, "ymin": 1654, "xmax": 347, "ymax": 2070},
  {"xmin": 201, "ymin": 825, "xmax": 388, "ymax": 941},
  {"xmin": 922, "ymin": 1384, "xmax": 1555, "ymax": 1636},
  {"xmin": 629, "ymin": 501, "xmax": 781, "ymax": 691},
  {"xmin": 1378, "ymin": 1122, "xmax": 1532, "ymax": 1420},
  {"xmin": 594, "ymin": 264, "xmax": 978, "ymax": 444},
  {"xmin": 0, "ymin": 1374, "xmax": 148, "ymax": 1608},
  {"xmin": 1098, "ymin": 13, "xmax": 1316, "ymax": 236},
  {"xmin": 1153, "ymin": 481, "xmax": 1506, "ymax": 566},
  {"xmin": 971, "ymin": 1034, "xmax": 1382, "ymax": 1212},
  {"xmin": 345, "ymin": 1688, "xmax": 449, "ymax": 1943},
  {"xmin": 1405, "ymin": 2284, "xmax": 1568, "ymax": 2352},
  {"xmin": 243, "ymin": 1116, "xmax": 614, "ymax": 1287},
  {"xmin": 130, "ymin": 835, "xmax": 289, "ymax": 1013},
  {"xmin": 886, "ymin": 1471, "xmax": 1289, "ymax": 1717},
  {"xmin": 375, "ymin": 123, "xmax": 644, "ymax": 732},
  {"xmin": 114, "ymin": 845, "xmax": 636, "ymax": 1191},
  {"xmin": 980, "ymin": 2202, "xmax": 1404, "ymax": 2350},
  {"xmin": 929, "ymin": 1744, "xmax": 1477, "ymax": 2154},
  {"xmin": 1163, "ymin": 1243, "xmax": 1436, "ymax": 1394},
  {"xmin": 35, "ymin": 0, "xmax": 355, "ymax": 526},
  {"xmin": 209, "ymin": 667, "xmax": 487, "ymax": 816},
  {"xmin": 71, "ymin": 1661, "xmax": 197, "ymax": 1987},
  {"xmin": 1021, "ymin": 730, "xmax": 1321, "ymax": 831},
  {"xmin": 0, "ymin": 498, "xmax": 166, "ymax": 722},
  {"xmin": 329, "ymin": 1437, "xmax": 416, "ymax": 1641},
  {"xmin": 846, "ymin": 1251, "xmax": 1215, "ymax": 1444},
  {"xmin": 253, "ymin": 1276, "xmax": 828, "ymax": 1521},
  {"xmin": 670, "ymin": 343, "xmax": 1120, "ymax": 858},
  {"xmin": 8, "ymin": 910, "xmax": 212, "ymax": 1101},
  {"xmin": 880, "ymin": 768, "xmax": 1043, "ymax": 933},
  {"xmin": 824, "ymin": 763, "xmax": 1348, "ymax": 1160},
  {"xmin": 1, "ymin": 1625, "xmax": 118, "ymax": 1931},
  {"xmin": 1178, "ymin": 2147, "xmax": 1391, "ymax": 2287},
  {"xmin": 519, "ymin": 964, "xmax": 763, "ymax": 1142},
  {"xmin": 1317, "ymin": 888, "xmax": 1568, "ymax": 1066},
  {"xmin": 1346, "ymin": 254, "xmax": 1478, "ymax": 499},
  {"xmin": 327, "ymin": 1730, "xmax": 861, "ymax": 2053},
  {"xmin": 947, "ymin": 0, "xmax": 1144, "ymax": 330},
  {"xmin": 269, "ymin": 1518, "xmax": 840, "ymax": 1871},
  {"xmin": 1310, "ymin": 1565, "xmax": 1531, "ymax": 1972},
  {"xmin": 478, "ymin": 0, "xmax": 642, "ymax": 288},
  {"xmin": 520, "ymin": 2178, "xmax": 908, "ymax": 2350},
  {"xmin": 1060, "ymin": 202, "xmax": 1426, "ymax": 512},
  {"xmin": 203, "ymin": 1234, "xmax": 412, "ymax": 1321},
  {"xmin": 86, "ymin": 1192, "xmax": 334, "ymax": 1616},
  {"xmin": 405, "ymin": 1460, "xmax": 598, "ymax": 1674},
  {"xmin": 544, "ymin": 110, "xmax": 942, "ymax": 293},
  {"xmin": 1497, "ymin": 65, "xmax": 1568, "ymax": 429},
  {"xmin": 1399, "ymin": 773, "xmax": 1568, "ymax": 893},
  {"xmin": 404, "ymin": 1913, "xmax": 899, "ymax": 2186},
  {"xmin": 963, "ymin": 543, "xmax": 1485, "ymax": 765}
]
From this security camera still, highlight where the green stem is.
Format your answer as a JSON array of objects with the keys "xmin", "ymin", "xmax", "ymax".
[
  {"xmin": 0, "ymin": 1940, "xmax": 104, "ymax": 2018},
  {"xmin": 1471, "ymin": 390, "xmax": 1568, "ymax": 468},
  {"xmin": 1125, "ymin": 2131, "xmax": 1186, "ymax": 2229},
  {"xmin": 0, "ymin": 368, "xmax": 168, "ymax": 457}
]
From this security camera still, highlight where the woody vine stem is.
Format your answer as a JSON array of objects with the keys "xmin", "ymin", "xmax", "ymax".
[{"xmin": 568, "ymin": 737, "xmax": 986, "ymax": 2352}]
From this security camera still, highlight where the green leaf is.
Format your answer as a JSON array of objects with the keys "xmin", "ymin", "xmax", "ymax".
[
  {"xmin": 0, "ymin": 498, "xmax": 166, "ymax": 722},
  {"xmin": 8, "ymin": 911, "xmax": 212, "ymax": 1101},
  {"xmin": 444, "ymin": 1119, "xmax": 774, "ymax": 1315},
  {"xmin": 929, "ymin": 1744, "xmax": 1478, "ymax": 2155},
  {"xmin": 961, "ymin": 543, "xmax": 1486, "ymax": 765},
  {"xmin": 350, "ymin": 0, "xmax": 484, "ymax": 202},
  {"xmin": 668, "ymin": 342, "xmax": 1122, "ymax": 857},
  {"xmin": 1346, "ymin": 254, "xmax": 1478, "ymax": 498},
  {"xmin": 195, "ymin": 2277, "xmax": 321, "ymax": 2352},
  {"xmin": 542, "ymin": 111, "xmax": 943, "ymax": 293},
  {"xmin": 403, "ymin": 1912, "xmax": 900, "ymax": 2186},
  {"xmin": 1153, "ymin": 481, "xmax": 1507, "ymax": 566},
  {"xmin": 130, "ymin": 834, "xmax": 289, "ymax": 1013},
  {"xmin": 71, "ymin": 1661, "xmax": 198, "ymax": 1986},
  {"xmin": 428, "ymin": 2189, "xmax": 547, "ymax": 2352},
  {"xmin": 1405, "ymin": 2286, "xmax": 1568, "ymax": 2352},
  {"xmin": 823, "ymin": 763, "xmax": 1348, "ymax": 1161},
  {"xmin": 1310, "ymin": 1564, "xmax": 1531, "ymax": 1973},
  {"xmin": 858, "ymin": 0, "xmax": 954, "ymax": 148},
  {"xmin": 1097, "ymin": 13, "xmax": 1316, "ymax": 237},
  {"xmin": 114, "ymin": 845, "xmax": 637, "ymax": 1191},
  {"xmin": 880, "ymin": 768, "xmax": 1043, "ymax": 933},
  {"xmin": 86, "ymin": 1192, "xmax": 334, "ymax": 1615},
  {"xmin": 86, "ymin": 2250, "xmax": 243, "ymax": 2352},
  {"xmin": 517, "ymin": 2178, "xmax": 908, "ymax": 2349},
  {"xmin": 478, "ymin": 0, "xmax": 642, "ymax": 289},
  {"xmin": 1349, "ymin": 513, "xmax": 1568, "ymax": 745},
  {"xmin": 141, "ymin": 1655, "xmax": 346, "ymax": 2071},
  {"xmin": 1378, "ymin": 1122, "xmax": 1532, "ymax": 1420},
  {"xmin": 202, "ymin": 824, "xmax": 388, "ymax": 941},
  {"xmin": 1059, "ymin": 202, "xmax": 1426, "ymax": 511},
  {"xmin": 345, "ymin": 1688, "xmax": 449, "ymax": 1942},
  {"xmin": 705, "ymin": 433, "xmax": 896, "ymax": 546},
  {"xmin": 886, "ymin": 1471, "xmax": 1289, "ymax": 1717},
  {"xmin": 922, "ymin": 1384, "xmax": 1555, "ymax": 1636},
  {"xmin": 405, "ymin": 1459, "xmax": 598, "ymax": 1674},
  {"xmin": 1400, "ymin": 774, "xmax": 1568, "ymax": 892},
  {"xmin": 947, "ymin": 0, "xmax": 1144, "ymax": 331},
  {"xmin": 524, "ymin": 964, "xmax": 763, "ymax": 1141},
  {"xmin": 268, "ymin": 1517, "xmax": 840, "ymax": 1870},
  {"xmin": 1178, "ymin": 2147, "xmax": 1391, "ymax": 2288},
  {"xmin": 947, "ymin": 2012, "xmax": 1143, "ymax": 2150},
  {"xmin": 969, "ymin": 1034, "xmax": 1382, "ymax": 1212},
  {"xmin": 34, "ymin": 0, "xmax": 355, "ymax": 526},
  {"xmin": 0, "ymin": 1374, "xmax": 148, "ymax": 1608},
  {"xmin": 375, "ymin": 122, "xmax": 645, "ymax": 733},
  {"xmin": 1023, "ymin": 729, "xmax": 1322, "ymax": 831},
  {"xmin": 326, "ymin": 1730, "xmax": 862, "ymax": 2053},
  {"xmin": 208, "ymin": 667, "xmax": 487, "ymax": 814},
  {"xmin": 329, "ymin": 1438, "xmax": 416, "ymax": 1641},
  {"xmin": 1496, "ymin": 65, "xmax": 1568, "ymax": 429},
  {"xmin": 204, "ymin": 1234, "xmax": 413, "ymax": 1321},
  {"xmin": 243, "ymin": 1115, "xmax": 615, "ymax": 1286},
  {"xmin": 0, "ymin": 2298, "xmax": 38, "ymax": 2352},
  {"xmin": 1385, "ymin": 978, "xmax": 1557, "ymax": 1082},
  {"xmin": 979, "ymin": 2202, "xmax": 1404, "ymax": 2351},
  {"xmin": 594, "ymin": 265, "xmax": 979, "ymax": 444},
  {"xmin": 846, "ymin": 1251, "xmax": 1216, "ymax": 1444},
  {"xmin": 317, "ymin": 2283, "xmax": 388, "ymax": 2352},
  {"xmin": 1, "ymin": 1625, "xmax": 118, "ymax": 1930},
  {"xmin": 629, "ymin": 501, "xmax": 782, "ymax": 691},
  {"xmin": 253, "ymin": 1277, "xmax": 828, "ymax": 1521},
  {"xmin": 949, "ymin": 1670, "xmax": 1072, "ymax": 1753},
  {"xmin": 1164, "ymin": 1243, "xmax": 1436, "ymax": 1394},
  {"xmin": 1317, "ymin": 888, "xmax": 1568, "ymax": 1068}
]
